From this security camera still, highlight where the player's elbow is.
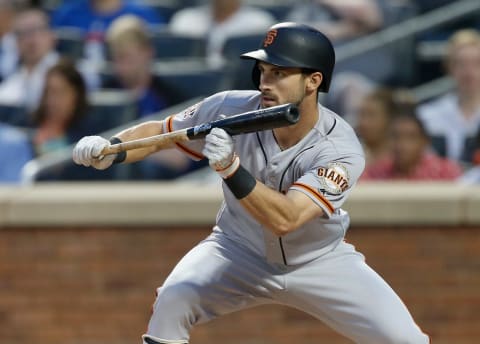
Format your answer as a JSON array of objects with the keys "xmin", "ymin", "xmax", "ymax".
[{"xmin": 270, "ymin": 216, "xmax": 300, "ymax": 237}]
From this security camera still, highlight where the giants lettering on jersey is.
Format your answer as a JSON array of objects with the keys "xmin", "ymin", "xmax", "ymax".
[{"xmin": 317, "ymin": 163, "xmax": 349, "ymax": 195}]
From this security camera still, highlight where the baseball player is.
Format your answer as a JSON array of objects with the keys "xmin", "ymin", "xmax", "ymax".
[{"xmin": 73, "ymin": 23, "xmax": 429, "ymax": 344}]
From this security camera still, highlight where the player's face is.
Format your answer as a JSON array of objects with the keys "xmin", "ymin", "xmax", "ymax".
[{"xmin": 257, "ymin": 62, "xmax": 307, "ymax": 108}]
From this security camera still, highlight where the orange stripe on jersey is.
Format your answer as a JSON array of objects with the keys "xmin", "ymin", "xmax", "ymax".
[
  {"xmin": 166, "ymin": 114, "xmax": 174, "ymax": 132},
  {"xmin": 166, "ymin": 115, "xmax": 204, "ymax": 160},
  {"xmin": 291, "ymin": 182, "xmax": 335, "ymax": 215}
]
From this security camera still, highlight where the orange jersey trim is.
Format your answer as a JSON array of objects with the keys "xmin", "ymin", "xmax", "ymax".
[
  {"xmin": 166, "ymin": 115, "xmax": 204, "ymax": 160},
  {"xmin": 291, "ymin": 182, "xmax": 335, "ymax": 215}
]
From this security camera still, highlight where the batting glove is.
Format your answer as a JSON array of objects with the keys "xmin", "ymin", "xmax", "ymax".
[
  {"xmin": 202, "ymin": 128, "xmax": 240, "ymax": 179},
  {"xmin": 72, "ymin": 136, "xmax": 116, "ymax": 170}
]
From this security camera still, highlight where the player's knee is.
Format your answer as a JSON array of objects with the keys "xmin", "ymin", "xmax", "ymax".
[
  {"xmin": 154, "ymin": 282, "xmax": 201, "ymax": 319},
  {"xmin": 147, "ymin": 283, "xmax": 200, "ymax": 341}
]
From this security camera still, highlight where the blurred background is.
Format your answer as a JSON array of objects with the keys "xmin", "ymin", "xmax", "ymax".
[{"xmin": 0, "ymin": 0, "xmax": 479, "ymax": 343}]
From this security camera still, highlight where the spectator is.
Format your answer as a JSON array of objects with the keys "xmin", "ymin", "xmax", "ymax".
[
  {"xmin": 362, "ymin": 112, "xmax": 463, "ymax": 181},
  {"xmin": 104, "ymin": 15, "xmax": 180, "ymax": 118},
  {"xmin": 169, "ymin": 0, "xmax": 275, "ymax": 66},
  {"xmin": 30, "ymin": 58, "xmax": 89, "ymax": 156},
  {"xmin": 324, "ymin": 71, "xmax": 376, "ymax": 125},
  {"xmin": 106, "ymin": 15, "xmax": 205, "ymax": 180},
  {"xmin": 417, "ymin": 29, "xmax": 480, "ymax": 164},
  {"xmin": 0, "ymin": 8, "xmax": 59, "ymax": 113},
  {"xmin": 356, "ymin": 88, "xmax": 395, "ymax": 167},
  {"xmin": 0, "ymin": 122, "xmax": 32, "ymax": 183},
  {"xmin": 51, "ymin": 0, "xmax": 165, "ymax": 65},
  {"xmin": 357, "ymin": 88, "xmax": 417, "ymax": 167},
  {"xmin": 285, "ymin": 0, "xmax": 383, "ymax": 42},
  {"xmin": 0, "ymin": 0, "xmax": 19, "ymax": 82}
]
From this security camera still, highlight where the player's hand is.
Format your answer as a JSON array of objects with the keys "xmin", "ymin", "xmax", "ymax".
[
  {"xmin": 72, "ymin": 136, "xmax": 116, "ymax": 170},
  {"xmin": 202, "ymin": 128, "xmax": 239, "ymax": 178}
]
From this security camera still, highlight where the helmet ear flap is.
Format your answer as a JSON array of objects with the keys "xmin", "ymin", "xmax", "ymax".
[
  {"xmin": 251, "ymin": 63, "xmax": 260, "ymax": 90},
  {"xmin": 318, "ymin": 71, "xmax": 330, "ymax": 92}
]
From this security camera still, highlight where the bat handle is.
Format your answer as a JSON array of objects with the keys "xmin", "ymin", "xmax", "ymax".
[
  {"xmin": 97, "ymin": 129, "xmax": 189, "ymax": 157},
  {"xmin": 100, "ymin": 144, "xmax": 125, "ymax": 156}
]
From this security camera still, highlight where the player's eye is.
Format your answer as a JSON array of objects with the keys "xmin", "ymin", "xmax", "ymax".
[{"xmin": 273, "ymin": 69, "xmax": 284, "ymax": 78}]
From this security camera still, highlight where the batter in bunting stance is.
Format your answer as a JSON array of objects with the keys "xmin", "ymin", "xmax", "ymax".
[{"xmin": 72, "ymin": 22, "xmax": 429, "ymax": 344}]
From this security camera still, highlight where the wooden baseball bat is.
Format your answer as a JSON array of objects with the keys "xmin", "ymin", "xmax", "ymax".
[{"xmin": 99, "ymin": 103, "xmax": 299, "ymax": 156}]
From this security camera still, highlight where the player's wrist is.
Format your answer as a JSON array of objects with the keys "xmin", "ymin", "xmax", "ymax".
[
  {"xmin": 109, "ymin": 137, "xmax": 126, "ymax": 164},
  {"xmin": 215, "ymin": 154, "xmax": 240, "ymax": 179},
  {"xmin": 223, "ymin": 159, "xmax": 256, "ymax": 199}
]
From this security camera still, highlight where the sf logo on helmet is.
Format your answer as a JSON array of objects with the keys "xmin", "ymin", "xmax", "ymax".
[{"xmin": 263, "ymin": 29, "xmax": 278, "ymax": 47}]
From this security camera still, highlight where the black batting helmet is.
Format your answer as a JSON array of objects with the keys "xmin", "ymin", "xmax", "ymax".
[{"xmin": 241, "ymin": 22, "xmax": 335, "ymax": 93}]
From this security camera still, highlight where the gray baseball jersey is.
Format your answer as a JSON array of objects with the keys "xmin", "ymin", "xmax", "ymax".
[
  {"xmin": 145, "ymin": 90, "xmax": 429, "ymax": 344},
  {"xmin": 163, "ymin": 90, "xmax": 364, "ymax": 265}
]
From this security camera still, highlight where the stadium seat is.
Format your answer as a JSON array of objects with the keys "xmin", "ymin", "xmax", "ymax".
[
  {"xmin": 462, "ymin": 136, "xmax": 479, "ymax": 163},
  {"xmin": 222, "ymin": 34, "xmax": 264, "ymax": 61},
  {"xmin": 0, "ymin": 104, "xmax": 29, "ymax": 127},
  {"xmin": 245, "ymin": 0, "xmax": 294, "ymax": 21},
  {"xmin": 150, "ymin": 29, "xmax": 206, "ymax": 60},
  {"xmin": 81, "ymin": 90, "xmax": 138, "ymax": 134},
  {"xmin": 430, "ymin": 135, "xmax": 447, "ymax": 158},
  {"xmin": 34, "ymin": 161, "xmax": 124, "ymax": 181},
  {"xmin": 153, "ymin": 61, "xmax": 227, "ymax": 102},
  {"xmin": 55, "ymin": 27, "xmax": 85, "ymax": 60},
  {"xmin": 138, "ymin": 0, "xmax": 185, "ymax": 23},
  {"xmin": 221, "ymin": 34, "xmax": 264, "ymax": 90}
]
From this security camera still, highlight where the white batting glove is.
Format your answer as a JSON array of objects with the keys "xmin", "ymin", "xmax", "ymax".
[
  {"xmin": 202, "ymin": 128, "xmax": 240, "ymax": 179},
  {"xmin": 72, "ymin": 136, "xmax": 116, "ymax": 170}
]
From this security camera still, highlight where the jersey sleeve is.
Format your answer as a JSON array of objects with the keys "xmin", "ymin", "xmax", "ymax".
[
  {"xmin": 162, "ymin": 92, "xmax": 227, "ymax": 160},
  {"xmin": 289, "ymin": 154, "xmax": 365, "ymax": 217}
]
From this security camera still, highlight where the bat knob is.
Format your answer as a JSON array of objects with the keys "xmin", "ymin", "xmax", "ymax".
[{"xmin": 285, "ymin": 104, "xmax": 300, "ymax": 124}]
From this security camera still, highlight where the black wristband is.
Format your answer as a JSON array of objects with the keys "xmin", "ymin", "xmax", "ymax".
[
  {"xmin": 109, "ymin": 137, "xmax": 126, "ymax": 164},
  {"xmin": 224, "ymin": 164, "xmax": 256, "ymax": 199}
]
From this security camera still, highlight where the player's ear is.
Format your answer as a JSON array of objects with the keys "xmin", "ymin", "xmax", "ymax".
[{"xmin": 305, "ymin": 72, "xmax": 323, "ymax": 93}]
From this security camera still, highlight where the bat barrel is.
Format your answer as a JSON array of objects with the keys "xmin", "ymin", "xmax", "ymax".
[{"xmin": 187, "ymin": 103, "xmax": 299, "ymax": 139}]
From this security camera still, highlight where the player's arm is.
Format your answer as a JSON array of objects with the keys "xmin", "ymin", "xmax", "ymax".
[
  {"xmin": 112, "ymin": 120, "xmax": 167, "ymax": 163},
  {"xmin": 203, "ymin": 128, "xmax": 324, "ymax": 236},
  {"xmin": 72, "ymin": 120, "xmax": 168, "ymax": 169},
  {"xmin": 239, "ymin": 182, "xmax": 324, "ymax": 236}
]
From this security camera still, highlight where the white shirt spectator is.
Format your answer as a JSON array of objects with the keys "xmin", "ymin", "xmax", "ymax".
[
  {"xmin": 169, "ymin": 4, "xmax": 275, "ymax": 66},
  {"xmin": 417, "ymin": 93, "xmax": 480, "ymax": 162},
  {"xmin": 0, "ymin": 51, "xmax": 58, "ymax": 111}
]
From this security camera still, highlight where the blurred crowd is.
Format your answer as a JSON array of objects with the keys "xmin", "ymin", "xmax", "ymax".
[{"xmin": 0, "ymin": 0, "xmax": 479, "ymax": 184}]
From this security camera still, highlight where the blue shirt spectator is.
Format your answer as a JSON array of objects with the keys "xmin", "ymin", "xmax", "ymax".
[
  {"xmin": 104, "ymin": 15, "xmax": 181, "ymax": 118},
  {"xmin": 0, "ymin": 123, "xmax": 33, "ymax": 183},
  {"xmin": 51, "ymin": 0, "xmax": 165, "ymax": 64},
  {"xmin": 51, "ymin": 0, "xmax": 164, "ymax": 32}
]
